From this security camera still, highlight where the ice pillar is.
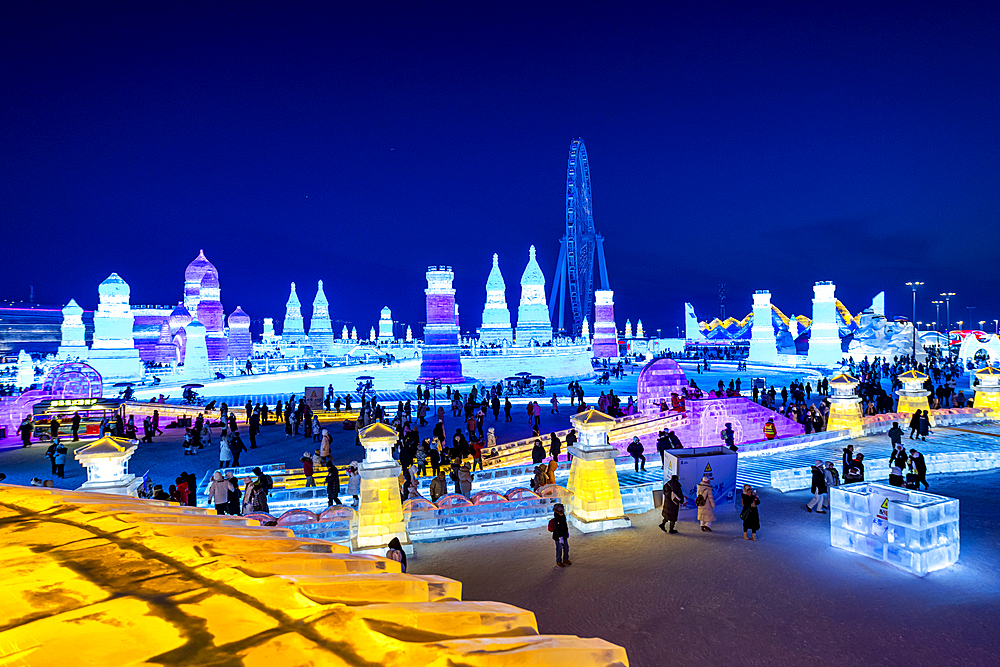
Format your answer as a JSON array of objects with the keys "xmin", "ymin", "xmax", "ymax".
[
  {"xmin": 57, "ymin": 299, "xmax": 88, "ymax": 359},
  {"xmin": 808, "ymin": 281, "xmax": 842, "ymax": 366},
  {"xmin": 896, "ymin": 370, "xmax": 931, "ymax": 416},
  {"xmin": 480, "ymin": 253, "xmax": 513, "ymax": 345},
  {"xmin": 282, "ymin": 282, "xmax": 306, "ymax": 343},
  {"xmin": 748, "ymin": 290, "xmax": 778, "ymax": 363},
  {"xmin": 378, "ymin": 306, "xmax": 394, "ymax": 343},
  {"xmin": 566, "ymin": 409, "xmax": 630, "ymax": 533},
  {"xmin": 180, "ymin": 320, "xmax": 210, "ymax": 379},
  {"xmin": 973, "ymin": 367, "xmax": 1000, "ymax": 413},
  {"xmin": 592, "ymin": 290, "xmax": 618, "ymax": 358},
  {"xmin": 353, "ymin": 423, "xmax": 410, "ymax": 554},
  {"xmin": 826, "ymin": 373, "xmax": 863, "ymax": 434}
]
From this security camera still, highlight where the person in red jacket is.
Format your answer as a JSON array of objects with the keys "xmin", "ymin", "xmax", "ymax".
[{"xmin": 301, "ymin": 452, "xmax": 315, "ymax": 486}]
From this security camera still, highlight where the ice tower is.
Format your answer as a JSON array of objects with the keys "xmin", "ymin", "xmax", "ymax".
[
  {"xmin": 480, "ymin": 253, "xmax": 513, "ymax": 345},
  {"xmin": 87, "ymin": 273, "xmax": 142, "ymax": 381},
  {"xmin": 592, "ymin": 290, "xmax": 618, "ymax": 358},
  {"xmin": 515, "ymin": 246, "xmax": 552, "ymax": 344},
  {"xmin": 308, "ymin": 280, "xmax": 334, "ymax": 353},
  {"xmin": 57, "ymin": 299, "xmax": 87, "ymax": 359},
  {"xmin": 180, "ymin": 320, "xmax": 210, "ymax": 379},
  {"xmin": 567, "ymin": 409, "xmax": 630, "ymax": 533},
  {"xmin": 226, "ymin": 306, "xmax": 252, "ymax": 360},
  {"xmin": 196, "ymin": 270, "xmax": 227, "ymax": 360},
  {"xmin": 417, "ymin": 266, "xmax": 464, "ymax": 384},
  {"xmin": 748, "ymin": 290, "xmax": 778, "ymax": 363},
  {"xmin": 808, "ymin": 281, "xmax": 842, "ymax": 366},
  {"xmin": 378, "ymin": 307, "xmax": 394, "ymax": 343},
  {"xmin": 282, "ymin": 282, "xmax": 305, "ymax": 343}
]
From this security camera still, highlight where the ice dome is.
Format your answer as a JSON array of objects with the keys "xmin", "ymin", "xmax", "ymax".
[
  {"xmin": 184, "ymin": 249, "xmax": 218, "ymax": 283},
  {"xmin": 486, "ymin": 253, "xmax": 506, "ymax": 291},
  {"xmin": 228, "ymin": 306, "xmax": 251, "ymax": 328},
  {"xmin": 168, "ymin": 304, "xmax": 193, "ymax": 331},
  {"xmin": 98, "ymin": 273, "xmax": 130, "ymax": 299},
  {"xmin": 519, "ymin": 246, "xmax": 545, "ymax": 286}
]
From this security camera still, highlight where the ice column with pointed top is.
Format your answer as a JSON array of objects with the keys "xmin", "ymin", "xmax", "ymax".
[
  {"xmin": 308, "ymin": 280, "xmax": 334, "ymax": 353},
  {"xmin": 480, "ymin": 253, "xmax": 513, "ymax": 345},
  {"xmin": 282, "ymin": 282, "xmax": 306, "ymax": 343},
  {"xmin": 515, "ymin": 245, "xmax": 552, "ymax": 345}
]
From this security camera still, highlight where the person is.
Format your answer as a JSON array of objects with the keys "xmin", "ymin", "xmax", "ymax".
[
  {"xmin": 909, "ymin": 448, "xmax": 929, "ymax": 489},
  {"xmin": 320, "ymin": 429, "xmax": 332, "ymax": 466},
  {"xmin": 545, "ymin": 457, "xmax": 558, "ymax": 486},
  {"xmin": 763, "ymin": 418, "xmax": 777, "ymax": 440},
  {"xmin": 207, "ymin": 471, "xmax": 230, "ymax": 514},
  {"xmin": 842, "ymin": 444, "xmax": 855, "ymax": 480},
  {"xmin": 741, "ymin": 484, "xmax": 761, "ymax": 540},
  {"xmin": 458, "ymin": 462, "xmax": 473, "ymax": 497},
  {"xmin": 889, "ymin": 458, "xmax": 904, "ymax": 487},
  {"xmin": 549, "ymin": 432, "xmax": 562, "ymax": 462},
  {"xmin": 627, "ymin": 436, "xmax": 646, "ymax": 472},
  {"xmin": 851, "ymin": 453, "xmax": 866, "ymax": 482},
  {"xmin": 249, "ymin": 410, "xmax": 260, "ymax": 449},
  {"xmin": 219, "ymin": 430, "xmax": 233, "ymax": 469},
  {"xmin": 470, "ymin": 436, "xmax": 484, "ymax": 471},
  {"xmin": 241, "ymin": 477, "xmax": 269, "ymax": 514},
  {"xmin": 531, "ymin": 463, "xmax": 548, "ymax": 491},
  {"xmin": 17, "ymin": 416, "xmax": 32, "ymax": 448},
  {"xmin": 302, "ymin": 452, "xmax": 315, "ymax": 486},
  {"xmin": 908, "ymin": 410, "xmax": 920, "ymax": 439},
  {"xmin": 531, "ymin": 439, "xmax": 546, "ymax": 464},
  {"xmin": 659, "ymin": 474, "xmax": 684, "ymax": 533},
  {"xmin": 823, "ymin": 462, "xmax": 840, "ymax": 509},
  {"xmin": 325, "ymin": 467, "xmax": 342, "ymax": 506},
  {"xmin": 550, "ymin": 392, "xmax": 559, "ymax": 414},
  {"xmin": 346, "ymin": 462, "xmax": 361, "ymax": 507},
  {"xmin": 226, "ymin": 472, "xmax": 241, "ymax": 515},
  {"xmin": 806, "ymin": 461, "xmax": 827, "ymax": 514},
  {"xmin": 696, "ymin": 476, "xmax": 715, "ymax": 531},
  {"xmin": 53, "ymin": 442, "xmax": 67, "ymax": 479},
  {"xmin": 152, "ymin": 484, "xmax": 170, "ymax": 501},
  {"xmin": 887, "ymin": 421, "xmax": 903, "ymax": 449},
  {"xmin": 429, "ymin": 470, "xmax": 448, "ymax": 502},
  {"xmin": 550, "ymin": 503, "xmax": 571, "ymax": 567},
  {"xmin": 918, "ymin": 410, "xmax": 930, "ymax": 442},
  {"xmin": 71, "ymin": 411, "xmax": 81, "ymax": 441},
  {"xmin": 721, "ymin": 423, "xmax": 735, "ymax": 450},
  {"xmin": 45, "ymin": 441, "xmax": 58, "ymax": 474},
  {"xmin": 386, "ymin": 536, "xmax": 407, "ymax": 572}
]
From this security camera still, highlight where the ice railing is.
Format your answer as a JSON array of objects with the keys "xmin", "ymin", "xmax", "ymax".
[{"xmin": 830, "ymin": 482, "xmax": 959, "ymax": 576}]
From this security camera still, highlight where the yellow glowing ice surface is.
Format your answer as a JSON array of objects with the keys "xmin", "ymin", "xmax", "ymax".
[{"xmin": 0, "ymin": 485, "xmax": 628, "ymax": 666}]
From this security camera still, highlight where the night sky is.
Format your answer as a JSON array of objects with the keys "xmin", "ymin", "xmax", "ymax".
[{"xmin": 3, "ymin": 2, "xmax": 998, "ymax": 336}]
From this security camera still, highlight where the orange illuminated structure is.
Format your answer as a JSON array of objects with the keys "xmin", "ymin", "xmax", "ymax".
[
  {"xmin": 896, "ymin": 370, "xmax": 931, "ymax": 416},
  {"xmin": 973, "ymin": 367, "xmax": 1000, "ymax": 415},
  {"xmin": 566, "ymin": 409, "xmax": 630, "ymax": 532},
  {"xmin": 825, "ymin": 373, "xmax": 863, "ymax": 434},
  {"xmin": 0, "ymin": 484, "xmax": 628, "ymax": 665}
]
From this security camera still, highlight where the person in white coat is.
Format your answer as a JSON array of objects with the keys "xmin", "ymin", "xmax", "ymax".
[
  {"xmin": 206, "ymin": 471, "xmax": 231, "ymax": 515},
  {"xmin": 346, "ymin": 462, "xmax": 361, "ymax": 507},
  {"xmin": 696, "ymin": 476, "xmax": 716, "ymax": 532},
  {"xmin": 219, "ymin": 429, "xmax": 233, "ymax": 469}
]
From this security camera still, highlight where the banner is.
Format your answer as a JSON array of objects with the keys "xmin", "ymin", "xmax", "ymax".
[
  {"xmin": 869, "ymin": 486, "xmax": 908, "ymax": 537},
  {"xmin": 304, "ymin": 386, "xmax": 324, "ymax": 411}
]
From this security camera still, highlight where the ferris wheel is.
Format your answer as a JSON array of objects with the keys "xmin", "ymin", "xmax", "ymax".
[{"xmin": 549, "ymin": 138, "xmax": 610, "ymax": 336}]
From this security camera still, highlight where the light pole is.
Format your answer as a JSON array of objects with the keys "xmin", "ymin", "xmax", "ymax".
[
  {"xmin": 994, "ymin": 319, "xmax": 999, "ymax": 335},
  {"xmin": 931, "ymin": 301, "xmax": 943, "ymax": 332},
  {"xmin": 940, "ymin": 293, "xmax": 955, "ymax": 331},
  {"xmin": 906, "ymin": 282, "xmax": 923, "ymax": 359},
  {"xmin": 967, "ymin": 307, "xmax": 976, "ymax": 329}
]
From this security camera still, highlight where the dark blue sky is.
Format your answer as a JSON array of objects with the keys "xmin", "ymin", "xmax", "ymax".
[{"xmin": 3, "ymin": 2, "xmax": 998, "ymax": 336}]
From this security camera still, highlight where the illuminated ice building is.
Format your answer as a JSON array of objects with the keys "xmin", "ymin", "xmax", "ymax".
[
  {"xmin": 417, "ymin": 266, "xmax": 465, "ymax": 384},
  {"xmin": 515, "ymin": 245, "xmax": 553, "ymax": 345},
  {"xmin": 479, "ymin": 254, "xmax": 513, "ymax": 345}
]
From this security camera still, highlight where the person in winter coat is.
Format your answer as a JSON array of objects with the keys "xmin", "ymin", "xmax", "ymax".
[
  {"xmin": 53, "ymin": 443, "xmax": 67, "ymax": 478},
  {"xmin": 545, "ymin": 457, "xmax": 558, "ymax": 486},
  {"xmin": 549, "ymin": 433, "xmax": 562, "ymax": 462},
  {"xmin": 823, "ymin": 462, "xmax": 840, "ymax": 509},
  {"xmin": 326, "ymin": 468, "xmax": 342, "ymax": 506},
  {"xmin": 429, "ymin": 470, "xmax": 448, "ymax": 502},
  {"xmin": 531, "ymin": 464, "xmax": 548, "ymax": 491},
  {"xmin": 207, "ymin": 471, "xmax": 231, "ymax": 514},
  {"xmin": 917, "ymin": 410, "xmax": 930, "ymax": 441},
  {"xmin": 225, "ymin": 472, "xmax": 241, "ymax": 515},
  {"xmin": 842, "ymin": 445, "xmax": 855, "ymax": 480},
  {"xmin": 531, "ymin": 440, "xmax": 546, "ymax": 464},
  {"xmin": 696, "ymin": 476, "xmax": 715, "ymax": 531},
  {"xmin": 627, "ymin": 437, "xmax": 646, "ymax": 472},
  {"xmin": 320, "ymin": 429, "xmax": 332, "ymax": 466},
  {"xmin": 458, "ymin": 463, "xmax": 473, "ymax": 497},
  {"xmin": 241, "ymin": 478, "xmax": 269, "ymax": 514},
  {"xmin": 806, "ymin": 460, "xmax": 827, "ymax": 514},
  {"xmin": 346, "ymin": 462, "xmax": 361, "ymax": 507},
  {"xmin": 550, "ymin": 503, "xmax": 571, "ymax": 567},
  {"xmin": 386, "ymin": 536, "xmax": 407, "ymax": 572},
  {"xmin": 741, "ymin": 484, "xmax": 761, "ymax": 540},
  {"xmin": 909, "ymin": 448, "xmax": 929, "ymax": 488},
  {"xmin": 659, "ymin": 474, "xmax": 684, "ymax": 533},
  {"xmin": 201, "ymin": 422, "xmax": 213, "ymax": 448},
  {"xmin": 887, "ymin": 422, "xmax": 903, "ymax": 447},
  {"xmin": 229, "ymin": 431, "xmax": 246, "ymax": 466},
  {"xmin": 302, "ymin": 452, "xmax": 315, "ymax": 486},
  {"xmin": 218, "ymin": 430, "xmax": 233, "ymax": 469},
  {"xmin": 908, "ymin": 411, "xmax": 920, "ymax": 439}
]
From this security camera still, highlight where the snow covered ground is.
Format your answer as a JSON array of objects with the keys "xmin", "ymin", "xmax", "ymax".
[{"xmin": 409, "ymin": 468, "xmax": 1000, "ymax": 666}]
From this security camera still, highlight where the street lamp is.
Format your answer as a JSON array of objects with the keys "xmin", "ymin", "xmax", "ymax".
[
  {"xmin": 940, "ymin": 293, "xmax": 955, "ymax": 331},
  {"xmin": 995, "ymin": 319, "xmax": 999, "ymax": 335},
  {"xmin": 979, "ymin": 320, "xmax": 986, "ymax": 332},
  {"xmin": 931, "ymin": 301, "xmax": 943, "ymax": 332},
  {"xmin": 906, "ymin": 282, "xmax": 923, "ymax": 359}
]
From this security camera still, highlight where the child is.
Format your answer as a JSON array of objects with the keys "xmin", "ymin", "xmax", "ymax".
[
  {"xmin": 301, "ymin": 452, "xmax": 315, "ymax": 487},
  {"xmin": 549, "ymin": 503, "xmax": 571, "ymax": 567}
]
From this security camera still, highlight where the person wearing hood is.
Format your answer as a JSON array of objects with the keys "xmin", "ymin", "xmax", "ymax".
[
  {"xmin": 241, "ymin": 477, "xmax": 268, "ymax": 514},
  {"xmin": 660, "ymin": 474, "xmax": 684, "ymax": 534},
  {"xmin": 218, "ymin": 430, "xmax": 233, "ymax": 469},
  {"xmin": 550, "ymin": 503, "xmax": 571, "ymax": 567},
  {"xmin": 842, "ymin": 444, "xmax": 855, "ymax": 480},
  {"xmin": 346, "ymin": 462, "xmax": 361, "ymax": 507},
  {"xmin": 320, "ymin": 429, "xmax": 332, "ymax": 466},
  {"xmin": 823, "ymin": 462, "xmax": 840, "ymax": 509},
  {"xmin": 531, "ymin": 439, "xmax": 546, "ymax": 464},
  {"xmin": 909, "ymin": 448, "xmax": 929, "ymax": 489},
  {"xmin": 229, "ymin": 431, "xmax": 246, "ymax": 467},
  {"xmin": 741, "ymin": 484, "xmax": 761, "ymax": 540},
  {"xmin": 532, "ymin": 464, "xmax": 548, "ymax": 491},
  {"xmin": 207, "ymin": 471, "xmax": 231, "ymax": 514},
  {"xmin": 301, "ymin": 452, "xmax": 315, "ymax": 486},
  {"xmin": 326, "ymin": 467, "xmax": 343, "ymax": 506},
  {"xmin": 545, "ymin": 457, "xmax": 558, "ymax": 486},
  {"xmin": 225, "ymin": 472, "xmax": 241, "ymax": 515},
  {"xmin": 696, "ymin": 476, "xmax": 716, "ymax": 531},
  {"xmin": 806, "ymin": 460, "xmax": 827, "ymax": 514},
  {"xmin": 386, "ymin": 536, "xmax": 407, "ymax": 572},
  {"xmin": 626, "ymin": 436, "xmax": 646, "ymax": 472},
  {"xmin": 458, "ymin": 463, "xmax": 473, "ymax": 497}
]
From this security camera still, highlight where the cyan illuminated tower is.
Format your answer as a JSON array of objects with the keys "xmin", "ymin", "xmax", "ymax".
[
  {"xmin": 748, "ymin": 290, "xmax": 778, "ymax": 363},
  {"xmin": 308, "ymin": 280, "xmax": 334, "ymax": 353},
  {"xmin": 180, "ymin": 320, "xmax": 210, "ymax": 379},
  {"xmin": 378, "ymin": 306, "xmax": 394, "ymax": 343},
  {"xmin": 808, "ymin": 281, "xmax": 842, "ymax": 366},
  {"xmin": 515, "ymin": 246, "xmax": 552, "ymax": 344},
  {"xmin": 480, "ymin": 253, "xmax": 513, "ymax": 345},
  {"xmin": 57, "ymin": 299, "xmax": 87, "ymax": 359},
  {"xmin": 282, "ymin": 282, "xmax": 306, "ymax": 343},
  {"xmin": 417, "ymin": 266, "xmax": 464, "ymax": 384},
  {"xmin": 87, "ymin": 273, "xmax": 142, "ymax": 381},
  {"xmin": 592, "ymin": 290, "xmax": 618, "ymax": 358}
]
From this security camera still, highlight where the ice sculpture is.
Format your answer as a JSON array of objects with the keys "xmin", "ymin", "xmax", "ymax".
[
  {"xmin": 748, "ymin": 291, "xmax": 778, "ymax": 363},
  {"xmin": 74, "ymin": 435, "xmax": 144, "ymax": 496},
  {"xmin": 826, "ymin": 373, "xmax": 863, "ymax": 433},
  {"xmin": 480, "ymin": 253, "xmax": 513, "ymax": 345},
  {"xmin": 515, "ymin": 245, "xmax": 553, "ymax": 344},
  {"xmin": 830, "ymin": 482, "xmax": 959, "ymax": 576},
  {"xmin": 592, "ymin": 290, "xmax": 618, "ymax": 358},
  {"xmin": 973, "ymin": 366, "xmax": 1000, "ymax": 413},
  {"xmin": 417, "ymin": 266, "xmax": 465, "ymax": 383},
  {"xmin": 896, "ymin": 370, "xmax": 931, "ymax": 415},
  {"xmin": 566, "ymin": 409, "xmax": 630, "ymax": 532},
  {"xmin": 354, "ymin": 422, "xmax": 410, "ymax": 553},
  {"xmin": 808, "ymin": 281, "xmax": 843, "ymax": 366}
]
